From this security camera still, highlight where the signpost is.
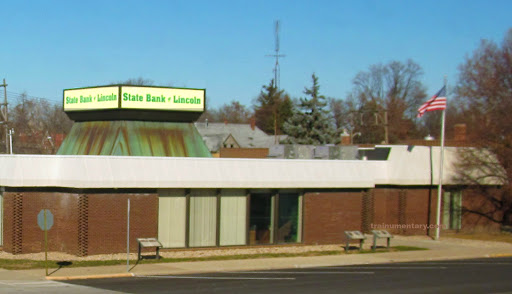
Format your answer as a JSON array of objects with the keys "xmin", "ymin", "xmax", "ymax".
[{"xmin": 37, "ymin": 209, "xmax": 53, "ymax": 276}]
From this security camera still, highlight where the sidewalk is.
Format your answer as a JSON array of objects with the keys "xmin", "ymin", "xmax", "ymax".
[{"xmin": 2, "ymin": 236, "xmax": 512, "ymax": 281}]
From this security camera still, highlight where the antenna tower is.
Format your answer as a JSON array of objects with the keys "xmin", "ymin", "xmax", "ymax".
[{"xmin": 266, "ymin": 20, "xmax": 285, "ymax": 90}]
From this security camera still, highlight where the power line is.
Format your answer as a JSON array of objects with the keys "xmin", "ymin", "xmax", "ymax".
[{"xmin": 2, "ymin": 90, "xmax": 60, "ymax": 106}]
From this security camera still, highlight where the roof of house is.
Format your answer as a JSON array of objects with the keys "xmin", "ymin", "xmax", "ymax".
[{"xmin": 194, "ymin": 122, "xmax": 285, "ymax": 152}]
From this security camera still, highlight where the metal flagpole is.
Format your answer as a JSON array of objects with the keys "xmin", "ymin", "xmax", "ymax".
[{"xmin": 435, "ymin": 79, "xmax": 447, "ymax": 240}]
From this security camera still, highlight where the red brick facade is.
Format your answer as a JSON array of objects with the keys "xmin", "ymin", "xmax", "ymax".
[
  {"xmin": 2, "ymin": 191, "xmax": 158, "ymax": 255},
  {"xmin": 303, "ymin": 191, "xmax": 364, "ymax": 244},
  {"xmin": 1, "ymin": 186, "xmax": 494, "ymax": 255},
  {"xmin": 86, "ymin": 193, "xmax": 158, "ymax": 255},
  {"xmin": 220, "ymin": 148, "xmax": 269, "ymax": 158},
  {"xmin": 3, "ymin": 192, "xmax": 80, "ymax": 254},
  {"xmin": 460, "ymin": 188, "xmax": 501, "ymax": 232},
  {"xmin": 303, "ymin": 188, "xmax": 438, "ymax": 244},
  {"xmin": 372, "ymin": 188, "xmax": 437, "ymax": 235}
]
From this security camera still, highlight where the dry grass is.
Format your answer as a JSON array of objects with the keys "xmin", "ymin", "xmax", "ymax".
[
  {"xmin": 443, "ymin": 231, "xmax": 512, "ymax": 244},
  {"xmin": 0, "ymin": 246, "xmax": 426, "ymax": 270}
]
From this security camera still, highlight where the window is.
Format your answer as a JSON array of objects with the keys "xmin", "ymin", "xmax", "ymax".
[
  {"xmin": 277, "ymin": 194, "xmax": 300, "ymax": 243},
  {"xmin": 189, "ymin": 189, "xmax": 217, "ymax": 247},
  {"xmin": 249, "ymin": 193, "xmax": 274, "ymax": 245},
  {"xmin": 159, "ymin": 189, "xmax": 302, "ymax": 248},
  {"xmin": 158, "ymin": 189, "xmax": 186, "ymax": 248},
  {"xmin": 443, "ymin": 191, "xmax": 462, "ymax": 230},
  {"xmin": 249, "ymin": 191, "xmax": 302, "ymax": 245},
  {"xmin": 219, "ymin": 189, "xmax": 247, "ymax": 246}
]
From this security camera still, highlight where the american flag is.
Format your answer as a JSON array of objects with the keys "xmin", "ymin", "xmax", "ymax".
[{"xmin": 417, "ymin": 86, "xmax": 447, "ymax": 118}]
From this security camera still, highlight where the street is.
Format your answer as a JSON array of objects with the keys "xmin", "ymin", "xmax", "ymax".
[{"xmin": 53, "ymin": 257, "xmax": 512, "ymax": 294}]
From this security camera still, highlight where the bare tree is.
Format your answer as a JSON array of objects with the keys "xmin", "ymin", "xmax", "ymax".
[
  {"xmin": 217, "ymin": 101, "xmax": 253, "ymax": 124},
  {"xmin": 328, "ymin": 97, "xmax": 352, "ymax": 140},
  {"xmin": 347, "ymin": 60, "xmax": 427, "ymax": 143},
  {"xmin": 115, "ymin": 77, "xmax": 154, "ymax": 86},
  {"xmin": 455, "ymin": 28, "xmax": 512, "ymax": 228},
  {"xmin": 9, "ymin": 93, "xmax": 72, "ymax": 154},
  {"xmin": 197, "ymin": 107, "xmax": 221, "ymax": 123},
  {"xmin": 197, "ymin": 100, "xmax": 253, "ymax": 124}
]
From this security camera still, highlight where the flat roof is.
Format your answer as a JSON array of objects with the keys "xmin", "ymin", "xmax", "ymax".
[
  {"xmin": 0, "ymin": 155, "xmax": 376, "ymax": 189},
  {"xmin": 0, "ymin": 145, "xmax": 493, "ymax": 189}
]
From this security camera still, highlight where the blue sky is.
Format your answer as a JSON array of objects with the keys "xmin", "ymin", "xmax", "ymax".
[{"xmin": 1, "ymin": 0, "xmax": 511, "ymax": 109}]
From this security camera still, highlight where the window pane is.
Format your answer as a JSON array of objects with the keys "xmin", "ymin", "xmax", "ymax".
[
  {"xmin": 158, "ymin": 189, "xmax": 186, "ymax": 248},
  {"xmin": 189, "ymin": 189, "xmax": 217, "ymax": 247},
  {"xmin": 451, "ymin": 191, "xmax": 462, "ymax": 230},
  {"xmin": 442, "ymin": 191, "xmax": 450, "ymax": 229},
  {"xmin": 277, "ymin": 194, "xmax": 300, "ymax": 243},
  {"xmin": 249, "ymin": 194, "xmax": 273, "ymax": 245},
  {"xmin": 220, "ymin": 189, "xmax": 247, "ymax": 246}
]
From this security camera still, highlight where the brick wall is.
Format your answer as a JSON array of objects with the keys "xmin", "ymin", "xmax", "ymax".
[
  {"xmin": 87, "ymin": 193, "xmax": 158, "ymax": 255},
  {"xmin": 373, "ymin": 189, "xmax": 398, "ymax": 233},
  {"xmin": 405, "ymin": 188, "xmax": 436, "ymax": 235},
  {"xmin": 460, "ymin": 188, "xmax": 501, "ymax": 232},
  {"xmin": 219, "ymin": 148, "xmax": 269, "ymax": 158},
  {"xmin": 2, "ymin": 191, "xmax": 158, "ymax": 255},
  {"xmin": 303, "ymin": 191, "xmax": 364, "ymax": 244},
  {"xmin": 3, "ymin": 192, "xmax": 79, "ymax": 254},
  {"xmin": 373, "ymin": 188, "xmax": 435, "ymax": 236},
  {"xmin": 3, "ymin": 192, "xmax": 17, "ymax": 253},
  {"xmin": 303, "ymin": 188, "xmax": 437, "ymax": 246},
  {"xmin": 2, "ymin": 186, "xmax": 496, "ymax": 254}
]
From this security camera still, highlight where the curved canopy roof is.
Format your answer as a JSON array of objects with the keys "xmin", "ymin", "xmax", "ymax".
[{"xmin": 57, "ymin": 121, "xmax": 211, "ymax": 157}]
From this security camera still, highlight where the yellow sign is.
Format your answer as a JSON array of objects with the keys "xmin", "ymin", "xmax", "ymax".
[
  {"xmin": 121, "ymin": 86, "xmax": 204, "ymax": 112},
  {"xmin": 63, "ymin": 86, "xmax": 205, "ymax": 112},
  {"xmin": 64, "ymin": 87, "xmax": 119, "ymax": 111}
]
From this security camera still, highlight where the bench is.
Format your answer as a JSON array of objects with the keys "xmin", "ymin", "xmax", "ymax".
[
  {"xmin": 371, "ymin": 230, "xmax": 393, "ymax": 251},
  {"xmin": 344, "ymin": 231, "xmax": 367, "ymax": 251},
  {"xmin": 137, "ymin": 238, "xmax": 163, "ymax": 260}
]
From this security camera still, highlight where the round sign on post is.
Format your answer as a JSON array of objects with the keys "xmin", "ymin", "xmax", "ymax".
[
  {"xmin": 37, "ymin": 209, "xmax": 53, "ymax": 276},
  {"xmin": 37, "ymin": 209, "xmax": 54, "ymax": 231}
]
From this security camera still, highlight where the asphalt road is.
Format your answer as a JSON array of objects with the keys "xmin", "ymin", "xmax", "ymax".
[
  {"xmin": 0, "ymin": 257, "xmax": 508, "ymax": 294},
  {"xmin": 53, "ymin": 257, "xmax": 512, "ymax": 294}
]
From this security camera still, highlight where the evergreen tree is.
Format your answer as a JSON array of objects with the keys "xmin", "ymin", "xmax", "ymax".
[
  {"xmin": 283, "ymin": 74, "xmax": 336, "ymax": 144},
  {"xmin": 253, "ymin": 79, "xmax": 293, "ymax": 135}
]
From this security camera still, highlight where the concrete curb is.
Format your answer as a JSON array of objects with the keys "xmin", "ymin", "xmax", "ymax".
[
  {"xmin": 489, "ymin": 253, "xmax": 512, "ymax": 258},
  {"xmin": 43, "ymin": 253, "xmax": 512, "ymax": 281},
  {"xmin": 46, "ymin": 272, "xmax": 134, "ymax": 281}
]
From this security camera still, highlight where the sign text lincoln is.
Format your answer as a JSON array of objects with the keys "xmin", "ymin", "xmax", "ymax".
[{"xmin": 64, "ymin": 85, "xmax": 205, "ymax": 112}]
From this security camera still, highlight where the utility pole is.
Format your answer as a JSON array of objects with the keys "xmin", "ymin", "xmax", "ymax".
[
  {"xmin": 0, "ymin": 79, "xmax": 8, "ymax": 153},
  {"xmin": 374, "ymin": 110, "xmax": 389, "ymax": 144},
  {"xmin": 266, "ymin": 20, "xmax": 286, "ymax": 144},
  {"xmin": 349, "ymin": 109, "xmax": 389, "ymax": 144}
]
